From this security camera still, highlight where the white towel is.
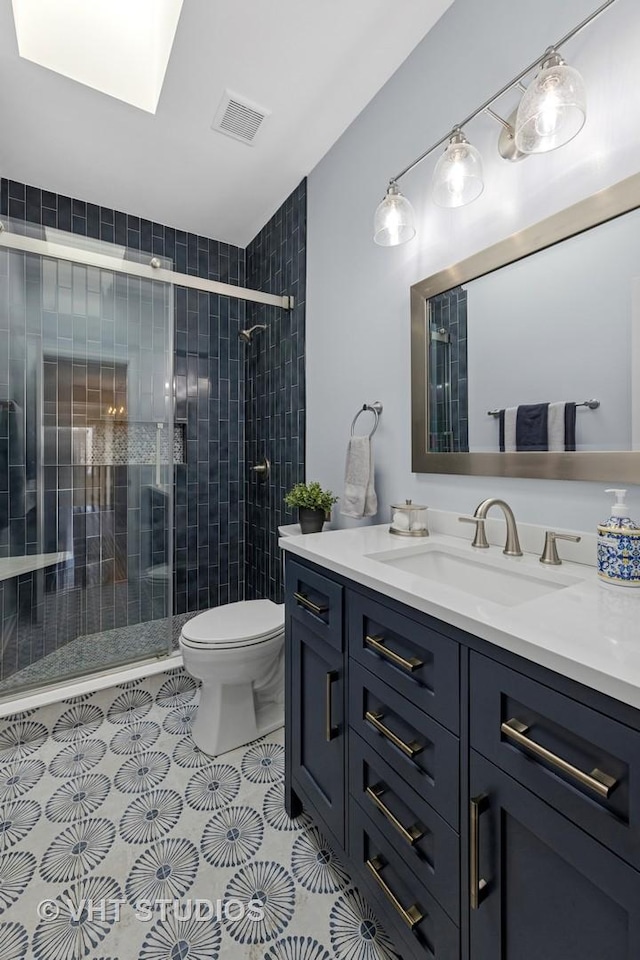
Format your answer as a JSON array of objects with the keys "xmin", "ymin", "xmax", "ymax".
[
  {"xmin": 503, "ymin": 407, "xmax": 517, "ymax": 452},
  {"xmin": 547, "ymin": 401, "xmax": 567, "ymax": 451},
  {"xmin": 341, "ymin": 435, "xmax": 378, "ymax": 518}
]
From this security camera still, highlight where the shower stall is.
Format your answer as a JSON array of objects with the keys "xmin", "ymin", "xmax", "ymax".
[{"xmin": 0, "ymin": 218, "xmax": 175, "ymax": 701}]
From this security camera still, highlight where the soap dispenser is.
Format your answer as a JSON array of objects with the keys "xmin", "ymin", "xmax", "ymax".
[{"xmin": 597, "ymin": 489, "xmax": 640, "ymax": 587}]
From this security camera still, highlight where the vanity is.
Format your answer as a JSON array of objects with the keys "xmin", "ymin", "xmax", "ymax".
[{"xmin": 281, "ymin": 515, "xmax": 640, "ymax": 960}]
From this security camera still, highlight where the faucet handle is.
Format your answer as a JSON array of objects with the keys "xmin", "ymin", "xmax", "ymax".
[
  {"xmin": 539, "ymin": 530, "xmax": 582, "ymax": 566},
  {"xmin": 458, "ymin": 515, "xmax": 490, "ymax": 549}
]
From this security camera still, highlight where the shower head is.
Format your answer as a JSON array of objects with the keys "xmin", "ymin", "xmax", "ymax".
[{"xmin": 238, "ymin": 324, "xmax": 267, "ymax": 344}]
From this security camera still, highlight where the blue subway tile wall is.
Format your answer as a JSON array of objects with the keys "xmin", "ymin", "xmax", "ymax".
[
  {"xmin": 244, "ymin": 180, "xmax": 306, "ymax": 603},
  {"xmin": 428, "ymin": 287, "xmax": 468, "ymax": 453},
  {"xmin": 0, "ymin": 178, "xmax": 247, "ymax": 680}
]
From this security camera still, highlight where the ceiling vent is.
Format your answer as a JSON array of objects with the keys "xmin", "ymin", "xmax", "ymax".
[{"xmin": 212, "ymin": 90, "xmax": 270, "ymax": 145}]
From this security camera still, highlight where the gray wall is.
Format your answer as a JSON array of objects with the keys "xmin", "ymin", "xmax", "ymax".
[{"xmin": 306, "ymin": 0, "xmax": 640, "ymax": 533}]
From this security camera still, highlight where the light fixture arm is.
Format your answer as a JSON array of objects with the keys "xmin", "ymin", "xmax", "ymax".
[
  {"xmin": 484, "ymin": 107, "xmax": 512, "ymax": 133},
  {"xmin": 390, "ymin": 0, "xmax": 618, "ymax": 185},
  {"xmin": 484, "ymin": 106, "xmax": 527, "ymax": 163}
]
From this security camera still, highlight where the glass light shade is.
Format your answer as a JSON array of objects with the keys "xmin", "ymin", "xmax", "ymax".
[
  {"xmin": 515, "ymin": 57, "xmax": 586, "ymax": 154},
  {"xmin": 373, "ymin": 182, "xmax": 416, "ymax": 246},
  {"xmin": 432, "ymin": 133, "xmax": 484, "ymax": 208}
]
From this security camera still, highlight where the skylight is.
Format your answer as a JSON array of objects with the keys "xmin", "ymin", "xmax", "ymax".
[{"xmin": 11, "ymin": 0, "xmax": 184, "ymax": 113}]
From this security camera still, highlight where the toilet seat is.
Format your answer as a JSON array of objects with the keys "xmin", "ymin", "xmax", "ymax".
[{"xmin": 180, "ymin": 600, "xmax": 284, "ymax": 650}]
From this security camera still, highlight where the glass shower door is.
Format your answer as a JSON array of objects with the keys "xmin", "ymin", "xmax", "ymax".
[{"xmin": 0, "ymin": 220, "xmax": 174, "ymax": 699}]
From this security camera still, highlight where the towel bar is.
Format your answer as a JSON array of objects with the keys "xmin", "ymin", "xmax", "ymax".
[
  {"xmin": 351, "ymin": 401, "xmax": 383, "ymax": 438},
  {"xmin": 487, "ymin": 399, "xmax": 600, "ymax": 417}
]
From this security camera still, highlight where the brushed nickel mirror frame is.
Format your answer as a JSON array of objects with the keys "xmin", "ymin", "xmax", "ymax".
[{"xmin": 411, "ymin": 171, "xmax": 640, "ymax": 482}]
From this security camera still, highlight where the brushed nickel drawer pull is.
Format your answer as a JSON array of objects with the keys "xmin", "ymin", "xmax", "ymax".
[
  {"xmin": 326, "ymin": 671, "xmax": 339, "ymax": 742},
  {"xmin": 366, "ymin": 856, "xmax": 424, "ymax": 929},
  {"xmin": 365, "ymin": 635, "xmax": 424, "ymax": 673},
  {"xmin": 365, "ymin": 710, "xmax": 424, "ymax": 759},
  {"xmin": 501, "ymin": 718, "xmax": 618, "ymax": 800},
  {"xmin": 470, "ymin": 794, "xmax": 488, "ymax": 910},
  {"xmin": 294, "ymin": 591, "xmax": 328, "ymax": 616},
  {"xmin": 366, "ymin": 784, "xmax": 424, "ymax": 845}
]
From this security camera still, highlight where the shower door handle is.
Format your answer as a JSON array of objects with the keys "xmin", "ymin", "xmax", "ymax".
[{"xmin": 251, "ymin": 458, "xmax": 270, "ymax": 479}]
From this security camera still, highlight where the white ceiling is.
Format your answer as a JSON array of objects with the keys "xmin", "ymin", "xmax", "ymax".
[{"xmin": 0, "ymin": 0, "xmax": 452, "ymax": 247}]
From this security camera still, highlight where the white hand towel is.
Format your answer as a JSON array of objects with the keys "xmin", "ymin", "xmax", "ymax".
[
  {"xmin": 547, "ymin": 401, "xmax": 566, "ymax": 451},
  {"xmin": 503, "ymin": 407, "xmax": 517, "ymax": 452},
  {"xmin": 341, "ymin": 435, "xmax": 378, "ymax": 519}
]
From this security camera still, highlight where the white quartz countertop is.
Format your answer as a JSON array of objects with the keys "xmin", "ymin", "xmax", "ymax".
[
  {"xmin": 280, "ymin": 514, "xmax": 640, "ymax": 711},
  {"xmin": 0, "ymin": 552, "xmax": 72, "ymax": 582}
]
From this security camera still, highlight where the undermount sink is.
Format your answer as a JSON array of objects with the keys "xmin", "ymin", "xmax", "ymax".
[{"xmin": 366, "ymin": 542, "xmax": 583, "ymax": 608}]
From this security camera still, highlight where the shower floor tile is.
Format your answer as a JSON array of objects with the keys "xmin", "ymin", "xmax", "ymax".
[
  {"xmin": 0, "ymin": 667, "xmax": 398, "ymax": 959},
  {"xmin": 0, "ymin": 613, "xmax": 194, "ymax": 699}
]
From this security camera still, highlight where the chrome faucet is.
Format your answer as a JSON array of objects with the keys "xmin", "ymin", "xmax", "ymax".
[{"xmin": 460, "ymin": 498, "xmax": 523, "ymax": 557}]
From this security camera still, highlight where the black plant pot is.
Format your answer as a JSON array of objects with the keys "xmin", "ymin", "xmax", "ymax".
[{"xmin": 298, "ymin": 507, "xmax": 326, "ymax": 534}]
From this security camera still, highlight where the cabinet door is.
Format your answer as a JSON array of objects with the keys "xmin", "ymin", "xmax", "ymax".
[
  {"xmin": 469, "ymin": 750, "xmax": 640, "ymax": 960},
  {"xmin": 289, "ymin": 613, "xmax": 345, "ymax": 845}
]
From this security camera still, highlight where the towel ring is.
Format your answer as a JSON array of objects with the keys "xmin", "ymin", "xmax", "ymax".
[{"xmin": 351, "ymin": 401, "xmax": 383, "ymax": 438}]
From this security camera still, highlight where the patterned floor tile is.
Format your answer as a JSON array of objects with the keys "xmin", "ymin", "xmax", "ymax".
[{"xmin": 0, "ymin": 667, "xmax": 399, "ymax": 959}]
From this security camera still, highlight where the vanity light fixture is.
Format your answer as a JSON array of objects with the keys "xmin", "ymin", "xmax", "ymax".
[
  {"xmin": 432, "ymin": 129, "xmax": 484, "ymax": 208},
  {"xmin": 373, "ymin": 181, "xmax": 416, "ymax": 247},
  {"xmin": 374, "ymin": 0, "xmax": 617, "ymax": 247},
  {"xmin": 514, "ymin": 48, "xmax": 587, "ymax": 154}
]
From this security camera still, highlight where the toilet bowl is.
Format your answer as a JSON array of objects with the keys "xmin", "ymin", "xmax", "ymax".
[{"xmin": 179, "ymin": 599, "xmax": 285, "ymax": 757}]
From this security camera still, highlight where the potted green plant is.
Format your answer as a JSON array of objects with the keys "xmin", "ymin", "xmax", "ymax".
[{"xmin": 284, "ymin": 481, "xmax": 338, "ymax": 534}]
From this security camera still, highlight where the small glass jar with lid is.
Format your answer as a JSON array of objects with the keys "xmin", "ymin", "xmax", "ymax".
[{"xmin": 389, "ymin": 499, "xmax": 429, "ymax": 537}]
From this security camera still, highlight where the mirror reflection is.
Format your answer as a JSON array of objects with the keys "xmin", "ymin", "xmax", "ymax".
[{"xmin": 426, "ymin": 206, "xmax": 640, "ymax": 454}]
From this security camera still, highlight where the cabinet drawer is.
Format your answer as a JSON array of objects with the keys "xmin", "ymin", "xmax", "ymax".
[
  {"xmin": 350, "ymin": 661, "xmax": 459, "ymax": 830},
  {"xmin": 350, "ymin": 730, "xmax": 459, "ymax": 923},
  {"xmin": 349, "ymin": 592, "xmax": 460, "ymax": 734},
  {"xmin": 470, "ymin": 651, "xmax": 640, "ymax": 871},
  {"xmin": 286, "ymin": 558, "xmax": 343, "ymax": 651},
  {"xmin": 349, "ymin": 797, "xmax": 460, "ymax": 960}
]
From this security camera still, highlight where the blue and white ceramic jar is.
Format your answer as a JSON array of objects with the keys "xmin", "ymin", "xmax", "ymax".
[{"xmin": 597, "ymin": 489, "xmax": 640, "ymax": 588}]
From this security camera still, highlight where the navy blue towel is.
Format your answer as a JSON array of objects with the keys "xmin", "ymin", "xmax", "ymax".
[
  {"xmin": 516, "ymin": 403, "xmax": 549, "ymax": 451},
  {"xmin": 564, "ymin": 402, "xmax": 577, "ymax": 451}
]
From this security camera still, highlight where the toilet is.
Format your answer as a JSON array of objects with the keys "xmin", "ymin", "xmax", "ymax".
[{"xmin": 179, "ymin": 599, "xmax": 285, "ymax": 757}]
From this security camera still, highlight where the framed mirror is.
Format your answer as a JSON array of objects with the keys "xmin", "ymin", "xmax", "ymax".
[{"xmin": 411, "ymin": 172, "xmax": 640, "ymax": 482}]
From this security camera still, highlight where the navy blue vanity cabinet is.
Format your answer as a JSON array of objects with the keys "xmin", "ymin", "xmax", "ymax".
[
  {"xmin": 285, "ymin": 559, "xmax": 346, "ymax": 847},
  {"xmin": 469, "ymin": 749, "xmax": 640, "ymax": 960},
  {"xmin": 283, "ymin": 554, "xmax": 640, "ymax": 960}
]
